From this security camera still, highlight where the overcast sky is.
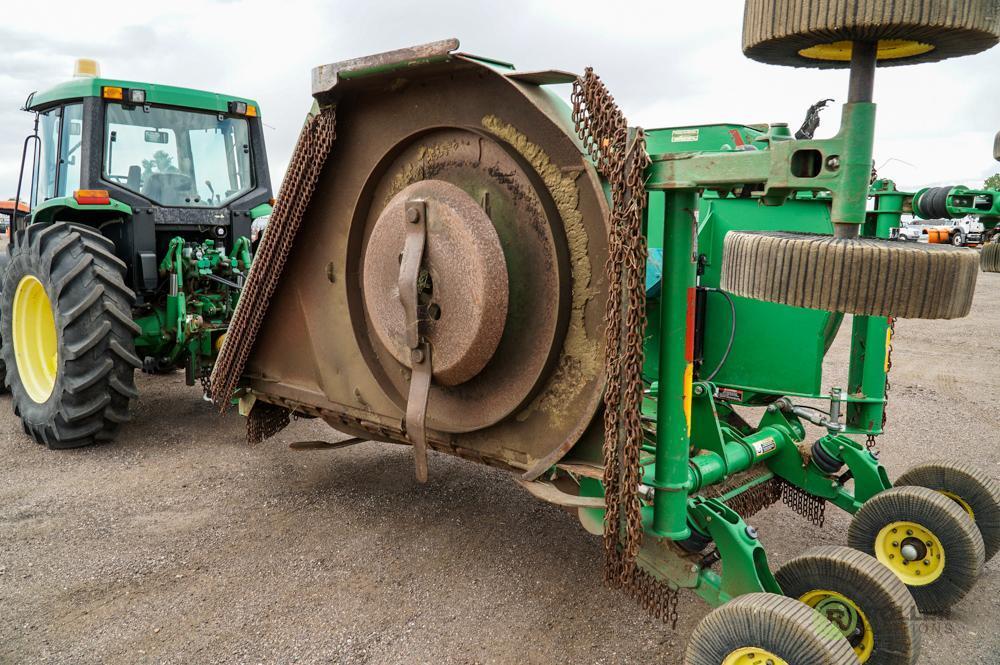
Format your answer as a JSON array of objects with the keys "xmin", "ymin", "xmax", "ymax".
[{"xmin": 2, "ymin": 0, "xmax": 998, "ymax": 199}]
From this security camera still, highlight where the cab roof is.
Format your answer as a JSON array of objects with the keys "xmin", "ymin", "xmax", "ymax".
[{"xmin": 28, "ymin": 76, "xmax": 260, "ymax": 115}]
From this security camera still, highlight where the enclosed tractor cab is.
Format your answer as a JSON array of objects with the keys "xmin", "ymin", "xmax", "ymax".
[{"xmin": 2, "ymin": 59, "xmax": 273, "ymax": 448}]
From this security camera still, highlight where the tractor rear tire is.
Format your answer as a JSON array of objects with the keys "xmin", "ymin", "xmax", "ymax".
[
  {"xmin": 743, "ymin": 0, "xmax": 1000, "ymax": 68},
  {"xmin": 895, "ymin": 461, "xmax": 1000, "ymax": 562},
  {"xmin": 847, "ymin": 486, "xmax": 984, "ymax": 614},
  {"xmin": 720, "ymin": 231, "xmax": 979, "ymax": 319},
  {"xmin": 0, "ymin": 247, "xmax": 9, "ymax": 392},
  {"xmin": 775, "ymin": 545, "xmax": 920, "ymax": 665},
  {"xmin": 685, "ymin": 592, "xmax": 857, "ymax": 664},
  {"xmin": 982, "ymin": 241, "xmax": 1000, "ymax": 272},
  {"xmin": 1, "ymin": 223, "xmax": 140, "ymax": 448}
]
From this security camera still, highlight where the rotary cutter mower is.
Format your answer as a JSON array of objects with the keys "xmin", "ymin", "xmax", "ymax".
[{"xmin": 212, "ymin": 2, "xmax": 1000, "ymax": 663}]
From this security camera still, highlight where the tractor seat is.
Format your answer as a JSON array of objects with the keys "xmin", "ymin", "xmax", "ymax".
[{"xmin": 142, "ymin": 172, "xmax": 197, "ymax": 205}]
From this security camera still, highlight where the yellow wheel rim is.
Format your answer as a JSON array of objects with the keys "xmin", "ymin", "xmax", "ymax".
[
  {"xmin": 12, "ymin": 275, "xmax": 58, "ymax": 403},
  {"xmin": 875, "ymin": 520, "xmax": 945, "ymax": 585},
  {"xmin": 939, "ymin": 490, "xmax": 976, "ymax": 520},
  {"xmin": 799, "ymin": 39, "xmax": 935, "ymax": 62},
  {"xmin": 800, "ymin": 589, "xmax": 874, "ymax": 662},
  {"xmin": 723, "ymin": 647, "xmax": 788, "ymax": 665}
]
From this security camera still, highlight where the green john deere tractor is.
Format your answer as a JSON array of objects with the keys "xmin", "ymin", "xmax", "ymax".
[{"xmin": 2, "ymin": 58, "xmax": 273, "ymax": 448}]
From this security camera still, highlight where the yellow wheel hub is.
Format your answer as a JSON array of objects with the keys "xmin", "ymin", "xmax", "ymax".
[
  {"xmin": 940, "ymin": 490, "xmax": 976, "ymax": 519},
  {"xmin": 875, "ymin": 520, "xmax": 945, "ymax": 585},
  {"xmin": 800, "ymin": 589, "xmax": 874, "ymax": 662},
  {"xmin": 723, "ymin": 647, "xmax": 787, "ymax": 665},
  {"xmin": 12, "ymin": 275, "xmax": 59, "ymax": 403},
  {"xmin": 799, "ymin": 39, "xmax": 935, "ymax": 62}
]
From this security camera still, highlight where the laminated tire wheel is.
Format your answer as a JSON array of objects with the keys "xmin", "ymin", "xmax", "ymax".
[
  {"xmin": 775, "ymin": 545, "xmax": 920, "ymax": 665},
  {"xmin": 685, "ymin": 592, "xmax": 857, "ymax": 665},
  {"xmin": 895, "ymin": 460, "xmax": 1000, "ymax": 561},
  {"xmin": 743, "ymin": 0, "xmax": 1000, "ymax": 68},
  {"xmin": 720, "ymin": 231, "xmax": 979, "ymax": 319},
  {"xmin": 848, "ymin": 486, "xmax": 984, "ymax": 614},
  {"xmin": 982, "ymin": 241, "xmax": 1000, "ymax": 272}
]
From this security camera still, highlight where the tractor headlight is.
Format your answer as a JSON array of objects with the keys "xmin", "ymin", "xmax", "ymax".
[{"xmin": 128, "ymin": 88, "xmax": 146, "ymax": 105}]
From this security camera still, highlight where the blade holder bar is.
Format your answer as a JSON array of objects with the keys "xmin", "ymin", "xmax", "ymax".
[{"xmin": 401, "ymin": 199, "xmax": 431, "ymax": 482}]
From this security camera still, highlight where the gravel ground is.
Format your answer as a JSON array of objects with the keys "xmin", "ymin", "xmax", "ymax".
[{"xmin": 1, "ymin": 272, "xmax": 999, "ymax": 664}]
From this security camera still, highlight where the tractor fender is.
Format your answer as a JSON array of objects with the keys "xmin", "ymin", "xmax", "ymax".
[{"xmin": 29, "ymin": 195, "xmax": 132, "ymax": 227}]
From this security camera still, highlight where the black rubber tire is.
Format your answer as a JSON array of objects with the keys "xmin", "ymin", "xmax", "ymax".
[
  {"xmin": 0, "ymin": 247, "xmax": 9, "ymax": 392},
  {"xmin": 743, "ymin": 0, "xmax": 1000, "ymax": 68},
  {"xmin": 847, "ymin": 486, "xmax": 984, "ymax": 614},
  {"xmin": 914, "ymin": 186, "xmax": 952, "ymax": 220},
  {"xmin": 895, "ymin": 461, "xmax": 1000, "ymax": 562},
  {"xmin": 982, "ymin": 241, "xmax": 1000, "ymax": 273},
  {"xmin": 684, "ymin": 592, "xmax": 858, "ymax": 665},
  {"xmin": 775, "ymin": 545, "xmax": 920, "ymax": 665},
  {"xmin": 950, "ymin": 231, "xmax": 965, "ymax": 247},
  {"xmin": 1, "ymin": 223, "xmax": 140, "ymax": 448},
  {"xmin": 720, "ymin": 231, "xmax": 979, "ymax": 319}
]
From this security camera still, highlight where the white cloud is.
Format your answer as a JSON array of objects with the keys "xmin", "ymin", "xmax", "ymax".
[{"xmin": 1, "ymin": 0, "xmax": 998, "ymax": 199}]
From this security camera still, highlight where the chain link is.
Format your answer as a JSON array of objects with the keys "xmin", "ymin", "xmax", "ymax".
[
  {"xmin": 866, "ymin": 316, "xmax": 895, "ymax": 453},
  {"xmin": 210, "ymin": 107, "xmax": 338, "ymax": 425},
  {"xmin": 573, "ymin": 68, "xmax": 679, "ymax": 627},
  {"xmin": 247, "ymin": 401, "xmax": 292, "ymax": 445},
  {"xmin": 779, "ymin": 479, "xmax": 827, "ymax": 528}
]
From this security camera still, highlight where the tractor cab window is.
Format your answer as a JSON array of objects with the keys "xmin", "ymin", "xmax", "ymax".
[
  {"xmin": 103, "ymin": 103, "xmax": 253, "ymax": 207},
  {"xmin": 33, "ymin": 107, "xmax": 61, "ymax": 206},
  {"xmin": 57, "ymin": 103, "xmax": 84, "ymax": 197}
]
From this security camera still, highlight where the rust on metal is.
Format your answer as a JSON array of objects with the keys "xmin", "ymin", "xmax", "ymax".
[
  {"xmin": 515, "ymin": 479, "xmax": 605, "ymax": 509},
  {"xmin": 234, "ymin": 48, "xmax": 610, "ymax": 474},
  {"xmin": 505, "ymin": 70, "xmax": 578, "ymax": 85},
  {"xmin": 288, "ymin": 437, "xmax": 366, "ymax": 451},
  {"xmin": 312, "ymin": 38, "xmax": 460, "ymax": 100},
  {"xmin": 365, "ymin": 181, "xmax": 508, "ymax": 386}
]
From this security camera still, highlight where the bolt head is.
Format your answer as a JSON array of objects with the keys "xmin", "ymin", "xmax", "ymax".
[
  {"xmin": 406, "ymin": 207, "xmax": 421, "ymax": 223},
  {"xmin": 825, "ymin": 155, "xmax": 841, "ymax": 170},
  {"xmin": 411, "ymin": 348, "xmax": 424, "ymax": 364},
  {"xmin": 745, "ymin": 525, "xmax": 759, "ymax": 540}
]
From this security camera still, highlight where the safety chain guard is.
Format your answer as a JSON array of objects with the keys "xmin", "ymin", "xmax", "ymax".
[
  {"xmin": 210, "ymin": 107, "xmax": 338, "ymax": 443},
  {"xmin": 572, "ymin": 69, "xmax": 678, "ymax": 626},
  {"xmin": 247, "ymin": 401, "xmax": 292, "ymax": 445},
  {"xmin": 866, "ymin": 317, "xmax": 895, "ymax": 453},
  {"xmin": 779, "ymin": 479, "xmax": 827, "ymax": 528}
]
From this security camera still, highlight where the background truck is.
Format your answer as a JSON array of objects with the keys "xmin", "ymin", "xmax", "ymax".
[{"xmin": 2, "ymin": 59, "xmax": 273, "ymax": 448}]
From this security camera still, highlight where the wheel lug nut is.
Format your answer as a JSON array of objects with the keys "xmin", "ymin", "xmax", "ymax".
[
  {"xmin": 906, "ymin": 530, "xmax": 913, "ymax": 536},
  {"xmin": 892, "ymin": 541, "xmax": 899, "ymax": 547},
  {"xmin": 923, "ymin": 560, "xmax": 930, "ymax": 566}
]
